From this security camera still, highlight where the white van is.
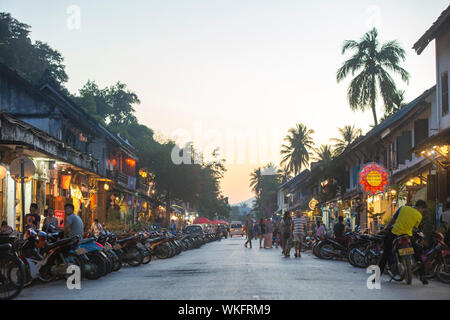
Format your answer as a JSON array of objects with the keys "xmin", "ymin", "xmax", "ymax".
[{"xmin": 230, "ymin": 221, "xmax": 244, "ymax": 237}]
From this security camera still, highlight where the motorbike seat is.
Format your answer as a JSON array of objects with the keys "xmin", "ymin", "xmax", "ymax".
[
  {"xmin": 42, "ymin": 238, "xmax": 74, "ymax": 253},
  {"xmin": 0, "ymin": 243, "xmax": 12, "ymax": 252},
  {"xmin": 117, "ymin": 236, "xmax": 135, "ymax": 244},
  {"xmin": 79, "ymin": 237, "xmax": 95, "ymax": 245},
  {"xmin": 146, "ymin": 237, "xmax": 164, "ymax": 243}
]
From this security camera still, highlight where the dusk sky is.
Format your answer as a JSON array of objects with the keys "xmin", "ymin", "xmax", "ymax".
[{"xmin": 2, "ymin": 0, "xmax": 448, "ymax": 204}]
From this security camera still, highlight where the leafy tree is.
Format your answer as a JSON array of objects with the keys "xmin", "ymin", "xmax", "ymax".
[
  {"xmin": 330, "ymin": 125, "xmax": 362, "ymax": 156},
  {"xmin": 105, "ymin": 82, "xmax": 139, "ymax": 127},
  {"xmin": 0, "ymin": 12, "xmax": 68, "ymax": 85},
  {"xmin": 277, "ymin": 165, "xmax": 292, "ymax": 184},
  {"xmin": 249, "ymin": 168, "xmax": 263, "ymax": 197},
  {"xmin": 337, "ymin": 28, "xmax": 409, "ymax": 126},
  {"xmin": 250, "ymin": 163, "xmax": 281, "ymax": 219},
  {"xmin": 379, "ymin": 89, "xmax": 406, "ymax": 123},
  {"xmin": 280, "ymin": 123, "xmax": 315, "ymax": 175},
  {"xmin": 312, "ymin": 144, "xmax": 334, "ymax": 164}
]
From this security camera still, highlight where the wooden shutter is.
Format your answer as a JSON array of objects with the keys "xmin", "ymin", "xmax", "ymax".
[
  {"xmin": 396, "ymin": 131, "xmax": 412, "ymax": 165},
  {"xmin": 414, "ymin": 119, "xmax": 429, "ymax": 147},
  {"xmin": 442, "ymin": 71, "xmax": 449, "ymax": 116}
]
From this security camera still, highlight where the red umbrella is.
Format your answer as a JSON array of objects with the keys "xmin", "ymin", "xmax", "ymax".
[
  {"xmin": 193, "ymin": 216, "xmax": 212, "ymax": 224},
  {"xmin": 211, "ymin": 219, "xmax": 221, "ymax": 225},
  {"xmin": 219, "ymin": 220, "xmax": 229, "ymax": 224}
]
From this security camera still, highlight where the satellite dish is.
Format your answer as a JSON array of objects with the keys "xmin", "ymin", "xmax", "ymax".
[{"xmin": 10, "ymin": 157, "xmax": 36, "ymax": 183}]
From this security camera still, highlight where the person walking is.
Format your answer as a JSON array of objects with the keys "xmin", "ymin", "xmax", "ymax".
[
  {"xmin": 264, "ymin": 219, "xmax": 273, "ymax": 248},
  {"xmin": 281, "ymin": 212, "xmax": 292, "ymax": 257},
  {"xmin": 292, "ymin": 211, "xmax": 307, "ymax": 258},
  {"xmin": 244, "ymin": 214, "xmax": 254, "ymax": 248},
  {"xmin": 273, "ymin": 217, "xmax": 281, "ymax": 248},
  {"xmin": 253, "ymin": 221, "xmax": 259, "ymax": 240},
  {"xmin": 258, "ymin": 218, "xmax": 265, "ymax": 248}
]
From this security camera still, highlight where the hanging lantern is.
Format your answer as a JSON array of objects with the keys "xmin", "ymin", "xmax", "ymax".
[
  {"xmin": 60, "ymin": 174, "xmax": 71, "ymax": 190},
  {"xmin": 126, "ymin": 158, "xmax": 136, "ymax": 167}
]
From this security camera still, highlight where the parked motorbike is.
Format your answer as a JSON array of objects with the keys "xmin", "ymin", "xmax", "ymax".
[
  {"xmin": 94, "ymin": 231, "xmax": 122, "ymax": 272},
  {"xmin": 18, "ymin": 229, "xmax": 84, "ymax": 284},
  {"xmin": 110, "ymin": 234, "xmax": 143, "ymax": 266},
  {"xmin": 0, "ymin": 235, "xmax": 25, "ymax": 300},
  {"xmin": 385, "ymin": 233, "xmax": 415, "ymax": 284},
  {"xmin": 318, "ymin": 231, "xmax": 358, "ymax": 260},
  {"xmin": 411, "ymin": 230, "xmax": 450, "ymax": 284}
]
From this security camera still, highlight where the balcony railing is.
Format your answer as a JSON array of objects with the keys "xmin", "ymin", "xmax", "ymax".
[{"xmin": 106, "ymin": 170, "xmax": 130, "ymax": 188}]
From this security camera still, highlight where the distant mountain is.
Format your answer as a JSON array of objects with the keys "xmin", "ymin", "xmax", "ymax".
[
  {"xmin": 232, "ymin": 197, "xmax": 255, "ymax": 209},
  {"xmin": 231, "ymin": 197, "xmax": 255, "ymax": 216}
]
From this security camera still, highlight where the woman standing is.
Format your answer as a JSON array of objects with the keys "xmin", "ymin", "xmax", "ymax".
[
  {"xmin": 258, "ymin": 218, "xmax": 265, "ymax": 248},
  {"xmin": 264, "ymin": 219, "xmax": 273, "ymax": 248}
]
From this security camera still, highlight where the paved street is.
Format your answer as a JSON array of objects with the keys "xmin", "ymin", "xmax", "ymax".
[{"xmin": 17, "ymin": 236, "xmax": 450, "ymax": 300}]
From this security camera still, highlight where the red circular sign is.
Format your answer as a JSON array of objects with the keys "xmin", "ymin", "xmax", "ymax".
[{"xmin": 359, "ymin": 163, "xmax": 389, "ymax": 195}]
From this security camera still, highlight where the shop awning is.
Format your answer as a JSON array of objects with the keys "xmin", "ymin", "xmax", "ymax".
[
  {"xmin": 193, "ymin": 217, "xmax": 212, "ymax": 224},
  {"xmin": 211, "ymin": 219, "xmax": 221, "ymax": 225}
]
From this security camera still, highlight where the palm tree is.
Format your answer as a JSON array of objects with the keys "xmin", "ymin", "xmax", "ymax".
[
  {"xmin": 336, "ymin": 28, "xmax": 409, "ymax": 126},
  {"xmin": 280, "ymin": 123, "xmax": 315, "ymax": 175},
  {"xmin": 330, "ymin": 125, "xmax": 362, "ymax": 156},
  {"xmin": 249, "ymin": 168, "xmax": 263, "ymax": 197},
  {"xmin": 312, "ymin": 144, "xmax": 334, "ymax": 164},
  {"xmin": 277, "ymin": 165, "xmax": 292, "ymax": 184}
]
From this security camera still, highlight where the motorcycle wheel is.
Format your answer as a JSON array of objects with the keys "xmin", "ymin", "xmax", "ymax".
[
  {"xmin": 364, "ymin": 251, "xmax": 381, "ymax": 267},
  {"xmin": 110, "ymin": 250, "xmax": 122, "ymax": 272},
  {"xmin": 319, "ymin": 243, "xmax": 334, "ymax": 260},
  {"xmin": 126, "ymin": 248, "xmax": 143, "ymax": 267},
  {"xmin": 348, "ymin": 247, "xmax": 360, "ymax": 267},
  {"xmin": 312, "ymin": 242, "xmax": 321, "ymax": 257},
  {"xmin": 350, "ymin": 247, "xmax": 367, "ymax": 268},
  {"xmin": 140, "ymin": 248, "xmax": 152, "ymax": 265},
  {"xmin": 0, "ymin": 254, "xmax": 25, "ymax": 300},
  {"xmin": 155, "ymin": 245, "xmax": 170, "ymax": 259},
  {"xmin": 101, "ymin": 251, "xmax": 113, "ymax": 275},
  {"xmin": 64, "ymin": 253, "xmax": 86, "ymax": 280},
  {"xmin": 436, "ymin": 256, "xmax": 450, "ymax": 284},
  {"xmin": 402, "ymin": 256, "xmax": 413, "ymax": 285},
  {"xmin": 85, "ymin": 252, "xmax": 106, "ymax": 280}
]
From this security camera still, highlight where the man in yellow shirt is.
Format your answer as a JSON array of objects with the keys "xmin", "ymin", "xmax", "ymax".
[{"xmin": 378, "ymin": 200, "xmax": 428, "ymax": 284}]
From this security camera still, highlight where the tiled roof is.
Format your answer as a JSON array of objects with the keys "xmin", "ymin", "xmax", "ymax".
[
  {"xmin": 279, "ymin": 169, "xmax": 310, "ymax": 191},
  {"xmin": 413, "ymin": 4, "xmax": 450, "ymax": 55},
  {"xmin": 337, "ymin": 86, "xmax": 436, "ymax": 158}
]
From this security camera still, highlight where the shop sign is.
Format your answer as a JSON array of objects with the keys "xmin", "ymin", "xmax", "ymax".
[
  {"xmin": 309, "ymin": 198, "xmax": 318, "ymax": 210},
  {"xmin": 359, "ymin": 163, "xmax": 389, "ymax": 195},
  {"xmin": 55, "ymin": 210, "xmax": 65, "ymax": 227},
  {"xmin": 10, "ymin": 157, "xmax": 35, "ymax": 183}
]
